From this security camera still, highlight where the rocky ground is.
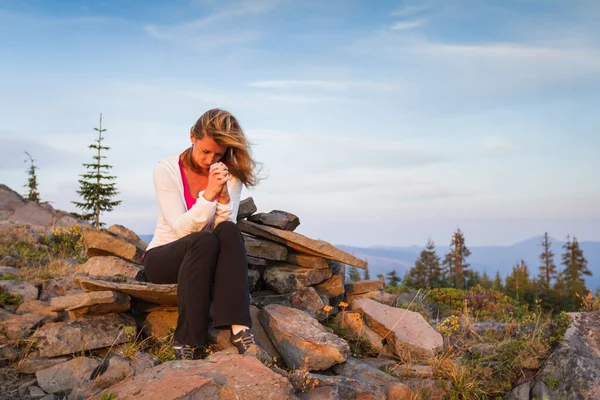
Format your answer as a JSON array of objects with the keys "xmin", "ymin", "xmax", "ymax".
[{"xmin": 1, "ymin": 183, "xmax": 600, "ymax": 400}]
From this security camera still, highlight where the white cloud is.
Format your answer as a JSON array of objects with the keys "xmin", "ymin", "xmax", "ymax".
[
  {"xmin": 391, "ymin": 4, "xmax": 430, "ymax": 17},
  {"xmin": 481, "ymin": 136, "xmax": 517, "ymax": 152},
  {"xmin": 391, "ymin": 19, "xmax": 425, "ymax": 31}
]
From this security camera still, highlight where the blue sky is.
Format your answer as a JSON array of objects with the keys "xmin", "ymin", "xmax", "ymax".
[{"xmin": 1, "ymin": 0, "xmax": 599, "ymax": 247}]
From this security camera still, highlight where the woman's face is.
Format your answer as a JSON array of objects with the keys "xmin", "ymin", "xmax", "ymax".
[{"xmin": 190, "ymin": 135, "xmax": 228, "ymax": 172}]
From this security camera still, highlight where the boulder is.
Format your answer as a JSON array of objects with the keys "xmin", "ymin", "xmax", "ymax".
[
  {"xmin": 36, "ymin": 356, "xmax": 100, "ymax": 394},
  {"xmin": 250, "ymin": 291, "xmax": 292, "ymax": 308},
  {"xmin": 0, "ymin": 280, "xmax": 39, "ymax": 301},
  {"xmin": 32, "ymin": 313, "xmax": 137, "ymax": 357},
  {"xmin": 351, "ymin": 298, "xmax": 443, "ymax": 361},
  {"xmin": 16, "ymin": 356, "xmax": 71, "ymax": 375},
  {"xmin": 244, "ymin": 235, "xmax": 288, "ymax": 261},
  {"xmin": 96, "ymin": 354, "xmax": 298, "ymax": 400},
  {"xmin": 49, "ymin": 291, "xmax": 130, "ymax": 316},
  {"xmin": 332, "ymin": 357, "xmax": 402, "ymax": 389},
  {"xmin": 92, "ymin": 355, "xmax": 132, "ymax": 389},
  {"xmin": 347, "ymin": 290, "xmax": 397, "ymax": 307},
  {"xmin": 290, "ymin": 287, "xmax": 328, "ymax": 321},
  {"xmin": 248, "ymin": 210, "xmax": 300, "ymax": 231},
  {"xmin": 264, "ymin": 264, "xmax": 332, "ymax": 294},
  {"xmin": 238, "ymin": 220, "xmax": 367, "ymax": 269},
  {"xmin": 74, "ymin": 256, "xmax": 144, "ymax": 281},
  {"xmin": 345, "ymin": 280, "xmax": 384, "ymax": 295},
  {"xmin": 108, "ymin": 224, "xmax": 148, "ymax": 250},
  {"xmin": 143, "ymin": 310, "xmax": 178, "ymax": 340},
  {"xmin": 82, "ymin": 228, "xmax": 144, "ymax": 263},
  {"xmin": 75, "ymin": 275, "xmax": 178, "ymax": 305},
  {"xmin": 249, "ymin": 305, "xmax": 283, "ymax": 363},
  {"xmin": 314, "ymin": 275, "xmax": 345, "ymax": 298},
  {"xmin": 538, "ymin": 311, "xmax": 600, "ymax": 399},
  {"xmin": 237, "ymin": 197, "xmax": 257, "ymax": 220},
  {"xmin": 39, "ymin": 278, "xmax": 83, "ymax": 301},
  {"xmin": 258, "ymin": 304, "xmax": 350, "ymax": 370},
  {"xmin": 286, "ymin": 253, "xmax": 329, "ymax": 269}
]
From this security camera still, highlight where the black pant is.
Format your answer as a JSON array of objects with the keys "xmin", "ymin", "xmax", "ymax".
[{"xmin": 142, "ymin": 221, "xmax": 251, "ymax": 346}]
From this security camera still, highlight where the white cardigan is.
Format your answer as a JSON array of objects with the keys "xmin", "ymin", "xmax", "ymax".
[{"xmin": 146, "ymin": 153, "xmax": 243, "ymax": 251}]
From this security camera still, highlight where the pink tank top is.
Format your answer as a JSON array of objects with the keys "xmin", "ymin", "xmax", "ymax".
[{"xmin": 179, "ymin": 160, "xmax": 197, "ymax": 210}]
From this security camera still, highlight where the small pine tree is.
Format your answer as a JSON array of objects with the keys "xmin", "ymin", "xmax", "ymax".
[
  {"xmin": 72, "ymin": 114, "xmax": 121, "ymax": 229},
  {"xmin": 493, "ymin": 271, "xmax": 503, "ymax": 291},
  {"xmin": 406, "ymin": 238, "xmax": 443, "ymax": 289},
  {"xmin": 479, "ymin": 271, "xmax": 493, "ymax": 289},
  {"xmin": 363, "ymin": 266, "xmax": 371, "ymax": 280},
  {"xmin": 23, "ymin": 151, "xmax": 41, "ymax": 203},
  {"xmin": 348, "ymin": 266, "xmax": 362, "ymax": 282},
  {"xmin": 537, "ymin": 232, "xmax": 557, "ymax": 289},
  {"xmin": 443, "ymin": 228, "xmax": 471, "ymax": 289},
  {"xmin": 561, "ymin": 235, "xmax": 591, "ymax": 310},
  {"xmin": 377, "ymin": 274, "xmax": 385, "ymax": 286},
  {"xmin": 386, "ymin": 269, "xmax": 401, "ymax": 288}
]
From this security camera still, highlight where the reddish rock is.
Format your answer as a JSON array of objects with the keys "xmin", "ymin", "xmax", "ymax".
[
  {"xmin": 74, "ymin": 256, "xmax": 144, "ymax": 281},
  {"xmin": 345, "ymin": 280, "xmax": 384, "ymax": 295},
  {"xmin": 143, "ymin": 310, "xmax": 178, "ymax": 340},
  {"xmin": 82, "ymin": 228, "xmax": 145, "ymax": 263},
  {"xmin": 314, "ymin": 275, "xmax": 345, "ymax": 298}
]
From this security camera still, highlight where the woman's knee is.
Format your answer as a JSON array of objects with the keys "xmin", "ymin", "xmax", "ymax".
[
  {"xmin": 185, "ymin": 231, "xmax": 219, "ymax": 254},
  {"xmin": 214, "ymin": 220, "xmax": 241, "ymax": 238}
]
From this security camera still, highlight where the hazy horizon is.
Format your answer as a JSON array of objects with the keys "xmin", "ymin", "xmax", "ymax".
[{"xmin": 1, "ymin": 0, "xmax": 599, "ymax": 248}]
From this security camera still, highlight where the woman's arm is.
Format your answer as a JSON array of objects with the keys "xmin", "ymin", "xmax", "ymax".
[
  {"xmin": 214, "ymin": 177, "xmax": 243, "ymax": 226},
  {"xmin": 154, "ymin": 162, "xmax": 217, "ymax": 238}
]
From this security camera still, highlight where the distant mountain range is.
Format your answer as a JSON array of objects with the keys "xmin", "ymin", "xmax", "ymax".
[{"xmin": 139, "ymin": 234, "xmax": 600, "ymax": 291}]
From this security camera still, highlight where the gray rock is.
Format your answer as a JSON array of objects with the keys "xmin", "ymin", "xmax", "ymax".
[
  {"xmin": 248, "ymin": 210, "xmax": 300, "ymax": 231},
  {"xmin": 250, "ymin": 291, "xmax": 292, "ymax": 308},
  {"xmin": 248, "ymin": 268, "xmax": 260, "ymax": 292},
  {"xmin": 49, "ymin": 290, "xmax": 130, "ymax": 315},
  {"xmin": 0, "ymin": 279, "xmax": 39, "ymax": 301},
  {"xmin": 258, "ymin": 304, "xmax": 350, "ymax": 370},
  {"xmin": 130, "ymin": 351, "xmax": 160, "ymax": 377},
  {"xmin": 264, "ymin": 264, "xmax": 332, "ymax": 294},
  {"xmin": 290, "ymin": 287, "xmax": 328, "ymax": 321},
  {"xmin": 237, "ymin": 197, "xmax": 257, "ymax": 220},
  {"xmin": 75, "ymin": 275, "xmax": 178, "ymax": 305},
  {"xmin": 18, "ymin": 378, "xmax": 37, "ymax": 396},
  {"xmin": 29, "ymin": 385, "xmax": 46, "ymax": 397},
  {"xmin": 32, "ymin": 313, "xmax": 137, "ymax": 357},
  {"xmin": 530, "ymin": 379, "xmax": 551, "ymax": 400},
  {"xmin": 74, "ymin": 256, "xmax": 144, "ymax": 281},
  {"xmin": 0, "ymin": 266, "xmax": 20, "ymax": 276},
  {"xmin": 92, "ymin": 355, "xmax": 132, "ymax": 389},
  {"xmin": 309, "ymin": 373, "xmax": 386, "ymax": 399},
  {"xmin": 39, "ymin": 277, "xmax": 83, "ymax": 301},
  {"xmin": 538, "ymin": 311, "xmax": 600, "ymax": 400},
  {"xmin": 504, "ymin": 381, "xmax": 530, "ymax": 400},
  {"xmin": 16, "ymin": 356, "xmax": 71, "ymax": 374},
  {"xmin": 332, "ymin": 356, "xmax": 401, "ymax": 387},
  {"xmin": 470, "ymin": 321, "xmax": 509, "ymax": 335},
  {"xmin": 244, "ymin": 235, "xmax": 288, "ymax": 261},
  {"xmin": 36, "ymin": 356, "xmax": 100, "ymax": 394}
]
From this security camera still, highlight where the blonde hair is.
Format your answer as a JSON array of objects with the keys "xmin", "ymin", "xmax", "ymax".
[{"xmin": 184, "ymin": 108, "xmax": 259, "ymax": 187}]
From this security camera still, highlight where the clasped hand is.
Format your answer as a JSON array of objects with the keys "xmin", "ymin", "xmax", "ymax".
[{"xmin": 202, "ymin": 162, "xmax": 230, "ymax": 202}]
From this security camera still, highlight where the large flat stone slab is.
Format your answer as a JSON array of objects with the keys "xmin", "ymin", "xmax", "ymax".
[
  {"xmin": 75, "ymin": 275, "xmax": 178, "ymax": 305},
  {"xmin": 345, "ymin": 280, "xmax": 384, "ymax": 295},
  {"xmin": 238, "ymin": 220, "xmax": 367, "ymax": 269},
  {"xmin": 244, "ymin": 235, "xmax": 288, "ymax": 261},
  {"xmin": 49, "ymin": 290, "xmax": 130, "ymax": 315},
  {"xmin": 74, "ymin": 256, "xmax": 144, "ymax": 281},
  {"xmin": 32, "ymin": 313, "xmax": 137, "ymax": 357},
  {"xmin": 82, "ymin": 228, "xmax": 144, "ymax": 263},
  {"xmin": 286, "ymin": 253, "xmax": 329, "ymax": 269},
  {"xmin": 258, "ymin": 304, "xmax": 350, "ymax": 370},
  {"xmin": 351, "ymin": 298, "xmax": 443, "ymax": 361},
  {"xmin": 248, "ymin": 210, "xmax": 300, "ymax": 231}
]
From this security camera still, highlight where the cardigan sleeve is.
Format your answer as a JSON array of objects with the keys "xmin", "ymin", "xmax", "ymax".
[
  {"xmin": 214, "ymin": 177, "xmax": 243, "ymax": 227},
  {"xmin": 153, "ymin": 162, "xmax": 217, "ymax": 238}
]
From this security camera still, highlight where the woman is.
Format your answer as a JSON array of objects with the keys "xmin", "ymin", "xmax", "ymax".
[{"xmin": 143, "ymin": 108, "xmax": 259, "ymax": 359}]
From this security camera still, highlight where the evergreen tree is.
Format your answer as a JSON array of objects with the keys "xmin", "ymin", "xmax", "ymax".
[
  {"xmin": 72, "ymin": 114, "xmax": 121, "ymax": 228},
  {"xmin": 553, "ymin": 269, "xmax": 566, "ymax": 311},
  {"xmin": 386, "ymin": 269, "xmax": 401, "ymax": 288},
  {"xmin": 561, "ymin": 235, "xmax": 591, "ymax": 310},
  {"xmin": 505, "ymin": 260, "xmax": 530, "ymax": 302},
  {"xmin": 376, "ymin": 274, "xmax": 385, "ymax": 286},
  {"xmin": 537, "ymin": 232, "xmax": 557, "ymax": 290},
  {"xmin": 442, "ymin": 228, "xmax": 471, "ymax": 289},
  {"xmin": 405, "ymin": 239, "xmax": 441, "ymax": 288},
  {"xmin": 348, "ymin": 266, "xmax": 362, "ymax": 282},
  {"xmin": 479, "ymin": 271, "xmax": 493, "ymax": 289},
  {"xmin": 363, "ymin": 266, "xmax": 371, "ymax": 280},
  {"xmin": 493, "ymin": 271, "xmax": 503, "ymax": 291},
  {"xmin": 23, "ymin": 151, "xmax": 41, "ymax": 203}
]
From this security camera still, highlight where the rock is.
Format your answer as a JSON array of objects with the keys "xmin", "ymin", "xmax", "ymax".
[
  {"xmin": 0, "ymin": 279, "xmax": 39, "ymax": 301},
  {"xmin": 75, "ymin": 275, "xmax": 178, "ymax": 305},
  {"xmin": 504, "ymin": 381, "xmax": 530, "ymax": 400},
  {"xmin": 29, "ymin": 386, "xmax": 46, "ymax": 397},
  {"xmin": 347, "ymin": 291, "xmax": 397, "ymax": 307},
  {"xmin": 143, "ymin": 310, "xmax": 178, "ymax": 340},
  {"xmin": 32, "ymin": 313, "xmax": 137, "ymax": 357},
  {"xmin": 39, "ymin": 277, "xmax": 83, "ymax": 301},
  {"xmin": 247, "ymin": 256, "xmax": 273, "ymax": 267},
  {"xmin": 129, "ymin": 299, "xmax": 177, "ymax": 313},
  {"xmin": 237, "ymin": 197, "xmax": 257, "ymax": 220},
  {"xmin": 286, "ymin": 253, "xmax": 329, "ymax": 269},
  {"xmin": 250, "ymin": 291, "xmax": 292, "ymax": 308},
  {"xmin": 93, "ymin": 356, "xmax": 132, "ymax": 389},
  {"xmin": 345, "ymin": 280, "xmax": 385, "ymax": 295},
  {"xmin": 130, "ymin": 351, "xmax": 160, "ymax": 376},
  {"xmin": 248, "ymin": 210, "xmax": 300, "ymax": 231},
  {"xmin": 530, "ymin": 379, "xmax": 551, "ymax": 400},
  {"xmin": 244, "ymin": 235, "xmax": 288, "ymax": 261},
  {"xmin": 18, "ymin": 378, "xmax": 37, "ymax": 396},
  {"xmin": 396, "ymin": 289, "xmax": 428, "ymax": 308},
  {"xmin": 16, "ymin": 356, "xmax": 71, "ymax": 374},
  {"xmin": 248, "ymin": 268, "xmax": 260, "ymax": 292},
  {"xmin": 403, "ymin": 378, "xmax": 448, "ymax": 400},
  {"xmin": 82, "ymin": 228, "xmax": 144, "ymax": 263},
  {"xmin": 264, "ymin": 264, "xmax": 332, "ymax": 294},
  {"xmin": 538, "ymin": 311, "xmax": 600, "ymax": 399},
  {"xmin": 469, "ymin": 321, "xmax": 509, "ymax": 335},
  {"xmin": 0, "ymin": 346, "xmax": 21, "ymax": 365},
  {"xmin": 258, "ymin": 304, "xmax": 350, "ymax": 370},
  {"xmin": 36, "ymin": 356, "xmax": 100, "ymax": 394},
  {"xmin": 351, "ymin": 298, "xmax": 443, "ymax": 361},
  {"xmin": 387, "ymin": 382, "xmax": 415, "ymax": 400},
  {"xmin": 16, "ymin": 300, "xmax": 57, "ymax": 317},
  {"xmin": 97, "ymin": 354, "xmax": 298, "ymax": 399},
  {"xmin": 387, "ymin": 364, "xmax": 434, "ymax": 378},
  {"xmin": 50, "ymin": 291, "xmax": 130, "ymax": 315},
  {"xmin": 338, "ymin": 312, "xmax": 385, "ymax": 353},
  {"xmin": 0, "ymin": 313, "xmax": 49, "ymax": 340},
  {"xmin": 332, "ymin": 357, "xmax": 402, "ymax": 389},
  {"xmin": 314, "ymin": 275, "xmax": 345, "ymax": 298},
  {"xmin": 309, "ymin": 373, "xmax": 386, "ymax": 399},
  {"xmin": 207, "ymin": 327, "xmax": 234, "ymax": 351},
  {"xmin": 0, "ymin": 307, "xmax": 14, "ymax": 321},
  {"xmin": 108, "ymin": 224, "xmax": 148, "ymax": 250},
  {"xmin": 0, "ymin": 266, "xmax": 20, "ymax": 276},
  {"xmin": 297, "ymin": 385, "xmax": 340, "ymax": 399},
  {"xmin": 74, "ymin": 256, "xmax": 144, "ymax": 281},
  {"xmin": 238, "ymin": 220, "xmax": 367, "ymax": 269},
  {"xmin": 291, "ymin": 287, "xmax": 328, "ymax": 321},
  {"xmin": 249, "ymin": 305, "xmax": 283, "ymax": 364}
]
